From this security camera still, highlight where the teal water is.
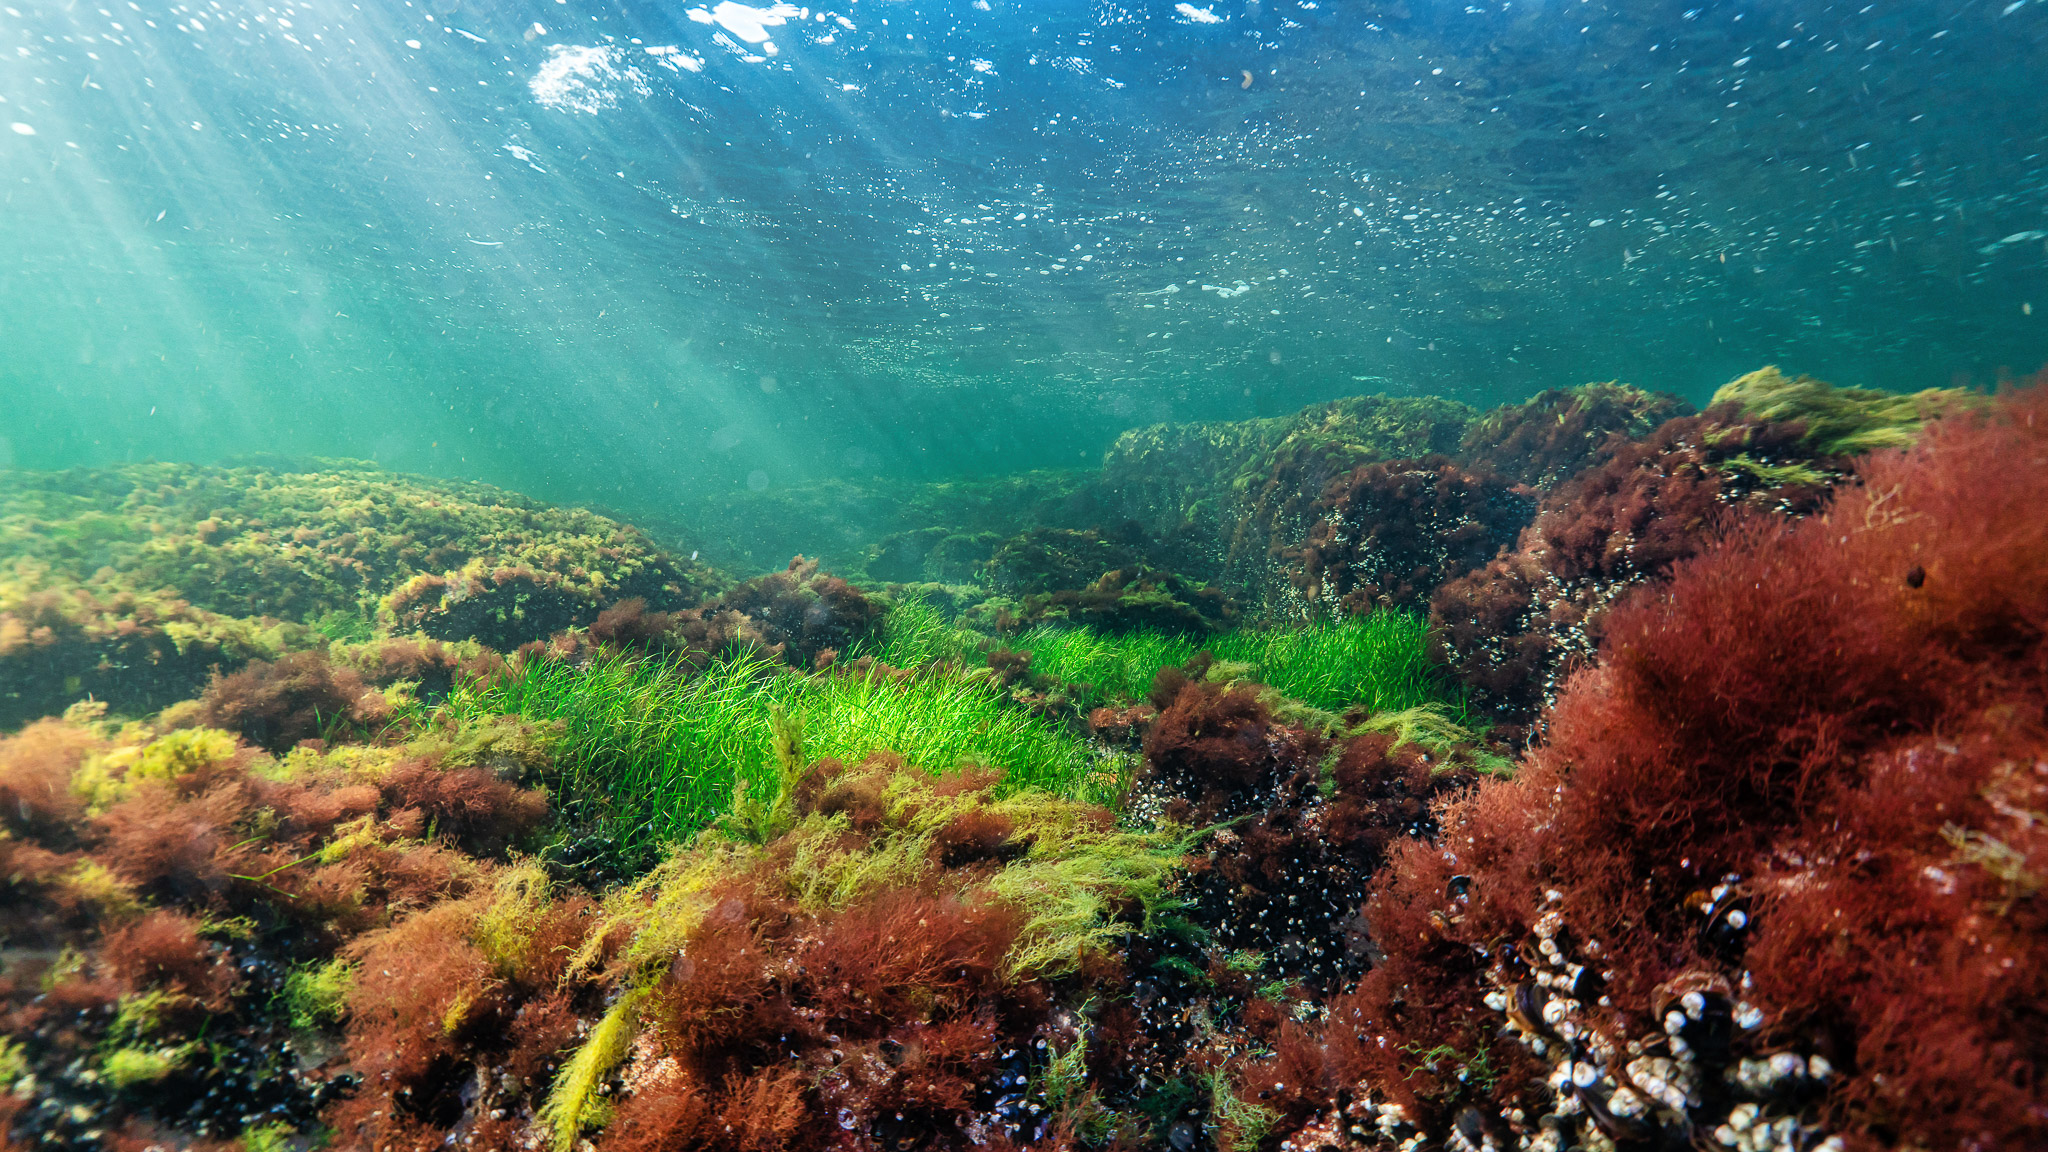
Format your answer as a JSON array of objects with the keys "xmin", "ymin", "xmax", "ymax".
[{"xmin": 1, "ymin": 0, "xmax": 2043, "ymax": 522}]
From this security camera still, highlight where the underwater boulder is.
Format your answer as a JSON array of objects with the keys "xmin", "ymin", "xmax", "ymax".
[
  {"xmin": 1014, "ymin": 566, "xmax": 1237, "ymax": 636},
  {"xmin": 987, "ymin": 526, "xmax": 1148, "ymax": 595},
  {"xmin": 1285, "ymin": 455, "xmax": 1534, "ymax": 619},
  {"xmin": 1429, "ymin": 385, "xmax": 1856, "ymax": 727},
  {"xmin": 1457, "ymin": 380, "xmax": 1693, "ymax": 490},
  {"xmin": 1092, "ymin": 394, "xmax": 1478, "ymax": 606}
]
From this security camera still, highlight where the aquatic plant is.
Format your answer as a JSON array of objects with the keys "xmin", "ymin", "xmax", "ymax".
[
  {"xmin": 458, "ymin": 648, "xmax": 1099, "ymax": 872},
  {"xmin": 1207, "ymin": 609, "xmax": 1457, "ymax": 716},
  {"xmin": 414, "ymin": 755, "xmax": 1183, "ymax": 1152},
  {"xmin": 1429, "ymin": 393, "xmax": 1848, "ymax": 727},
  {"xmin": 1712, "ymin": 364, "xmax": 1977, "ymax": 456},
  {"xmin": 1251, "ymin": 381, "xmax": 2048, "ymax": 1151},
  {"xmin": 1012, "ymin": 565, "xmax": 1237, "ymax": 635},
  {"xmin": 1457, "ymin": 380, "xmax": 1692, "ymax": 489},
  {"xmin": 329, "ymin": 634, "xmax": 508, "ymax": 704},
  {"xmin": 859, "ymin": 593, "xmax": 989, "ymax": 670},
  {"xmin": 552, "ymin": 556, "xmax": 889, "ymax": 672},
  {"xmin": 997, "ymin": 610, "xmax": 1461, "ymax": 727},
  {"xmin": 0, "ymin": 707, "xmax": 555, "ymax": 1148},
  {"xmin": 1007, "ymin": 624, "xmax": 1200, "ymax": 705},
  {"xmin": 189, "ymin": 650, "xmax": 395, "ymax": 752},
  {"xmin": 1285, "ymin": 455, "xmax": 1534, "ymax": 617},
  {"xmin": 1092, "ymin": 394, "xmax": 1478, "ymax": 597},
  {"xmin": 706, "ymin": 554, "xmax": 888, "ymax": 667}
]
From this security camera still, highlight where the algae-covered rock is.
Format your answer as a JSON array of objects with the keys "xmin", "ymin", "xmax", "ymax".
[
  {"xmin": 987, "ymin": 526, "xmax": 1147, "ymax": 595},
  {"xmin": 1430, "ymin": 401, "xmax": 1850, "ymax": 726},
  {"xmin": 1093, "ymin": 394, "xmax": 1478, "ymax": 604},
  {"xmin": 1712, "ymin": 365, "xmax": 1978, "ymax": 456},
  {"xmin": 0, "ymin": 580, "xmax": 317, "ymax": 729},
  {"xmin": 1286, "ymin": 456, "xmax": 1534, "ymax": 618},
  {"xmin": 0, "ymin": 460, "xmax": 720, "ymax": 724},
  {"xmin": 0, "ymin": 460, "xmax": 720, "ymax": 629},
  {"xmin": 1016, "ymin": 566, "xmax": 1236, "ymax": 635},
  {"xmin": 1458, "ymin": 380, "xmax": 1692, "ymax": 488}
]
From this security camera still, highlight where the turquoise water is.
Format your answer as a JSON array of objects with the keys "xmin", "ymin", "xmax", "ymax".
[{"xmin": 1, "ymin": 0, "xmax": 2042, "ymax": 521}]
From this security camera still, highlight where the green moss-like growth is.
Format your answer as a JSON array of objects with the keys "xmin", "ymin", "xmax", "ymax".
[
  {"xmin": 101, "ymin": 1042, "xmax": 199, "ymax": 1089},
  {"xmin": 537, "ymin": 989, "xmax": 646, "ymax": 1151},
  {"xmin": 0, "ymin": 1036, "xmax": 28, "ymax": 1090},
  {"xmin": 1208, "ymin": 1070, "xmax": 1281, "ymax": 1152},
  {"xmin": 238, "ymin": 1122, "xmax": 302, "ymax": 1152},
  {"xmin": 281, "ymin": 959, "xmax": 356, "ymax": 1030},
  {"xmin": 453, "ymin": 649, "xmax": 1102, "ymax": 872},
  {"xmin": 0, "ymin": 460, "xmax": 722, "ymax": 723},
  {"xmin": 1712, "ymin": 365, "xmax": 1978, "ymax": 457}
]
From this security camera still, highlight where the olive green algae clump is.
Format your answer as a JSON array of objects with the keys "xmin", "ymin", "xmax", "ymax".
[
  {"xmin": 1712, "ymin": 364, "xmax": 1978, "ymax": 456},
  {"xmin": 0, "ymin": 459, "xmax": 721, "ymax": 726},
  {"xmin": 0, "ymin": 458, "xmax": 719, "ymax": 630}
]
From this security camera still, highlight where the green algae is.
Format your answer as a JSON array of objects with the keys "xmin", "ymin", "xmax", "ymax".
[
  {"xmin": 0, "ymin": 459, "xmax": 717, "ymax": 626},
  {"xmin": 281, "ymin": 959, "xmax": 355, "ymax": 1031},
  {"xmin": 1712, "ymin": 365, "xmax": 1978, "ymax": 457},
  {"xmin": 456, "ymin": 650, "xmax": 1102, "ymax": 869}
]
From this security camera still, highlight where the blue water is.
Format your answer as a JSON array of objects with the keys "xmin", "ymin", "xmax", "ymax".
[{"xmin": 1, "ymin": 0, "xmax": 2043, "ymax": 518}]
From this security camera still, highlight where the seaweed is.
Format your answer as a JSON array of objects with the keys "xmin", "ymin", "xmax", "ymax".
[
  {"xmin": 705, "ymin": 556, "xmax": 888, "ymax": 668},
  {"xmin": 455, "ymin": 648, "xmax": 1100, "ymax": 875},
  {"xmin": 191, "ymin": 651, "xmax": 392, "ymax": 753},
  {"xmin": 1285, "ymin": 456, "xmax": 1533, "ymax": 618},
  {"xmin": 1256, "ymin": 380, "xmax": 2048, "ymax": 1151},
  {"xmin": 1712, "ymin": 364, "xmax": 1978, "ymax": 456},
  {"xmin": 1429, "ymin": 397, "xmax": 1847, "ymax": 728},
  {"xmin": 510, "ymin": 755, "xmax": 1185, "ymax": 1152},
  {"xmin": 1457, "ymin": 380, "xmax": 1692, "ymax": 489},
  {"xmin": 0, "ymin": 709, "xmax": 556, "ymax": 1148},
  {"xmin": 1014, "ymin": 567, "xmax": 1237, "ymax": 636}
]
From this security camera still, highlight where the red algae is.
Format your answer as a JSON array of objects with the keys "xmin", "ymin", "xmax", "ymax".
[{"xmin": 1255, "ymin": 383, "xmax": 2048, "ymax": 1151}]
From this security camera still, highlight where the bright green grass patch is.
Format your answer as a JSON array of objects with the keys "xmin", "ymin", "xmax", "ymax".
[
  {"xmin": 1009, "ymin": 610, "xmax": 1459, "ymax": 717},
  {"xmin": 1207, "ymin": 610, "xmax": 1449, "ymax": 715},
  {"xmin": 1008, "ymin": 625, "xmax": 1200, "ymax": 704},
  {"xmin": 451, "ymin": 652, "xmax": 1098, "ymax": 865},
  {"xmin": 861, "ymin": 595, "xmax": 988, "ymax": 669}
]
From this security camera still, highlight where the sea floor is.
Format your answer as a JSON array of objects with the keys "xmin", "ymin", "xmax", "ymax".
[{"xmin": 0, "ymin": 368, "xmax": 2040, "ymax": 1152}]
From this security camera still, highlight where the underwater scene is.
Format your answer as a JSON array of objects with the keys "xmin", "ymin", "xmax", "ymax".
[{"xmin": 2, "ymin": 1, "xmax": 2046, "ymax": 1151}]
